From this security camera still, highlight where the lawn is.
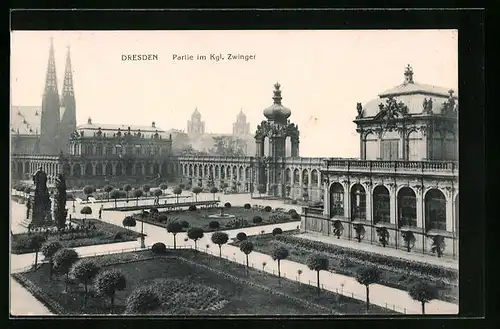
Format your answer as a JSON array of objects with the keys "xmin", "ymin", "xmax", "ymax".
[
  {"xmin": 11, "ymin": 218, "xmax": 144, "ymax": 255},
  {"xmin": 12, "ymin": 249, "xmax": 395, "ymax": 315},
  {"xmin": 132, "ymin": 206, "xmax": 300, "ymax": 233},
  {"xmin": 235, "ymin": 233, "xmax": 458, "ymax": 304}
]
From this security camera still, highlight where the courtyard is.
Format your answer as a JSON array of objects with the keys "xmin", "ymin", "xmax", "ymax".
[{"xmin": 11, "ymin": 188, "xmax": 459, "ymax": 315}]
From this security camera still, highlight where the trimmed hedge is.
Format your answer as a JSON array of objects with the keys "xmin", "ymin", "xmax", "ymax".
[
  {"xmin": 252, "ymin": 216, "xmax": 263, "ymax": 224},
  {"xmin": 208, "ymin": 221, "xmax": 220, "ymax": 229},
  {"xmin": 243, "ymin": 203, "xmax": 251, "ymax": 209},
  {"xmin": 275, "ymin": 235, "xmax": 457, "ymax": 281},
  {"xmin": 224, "ymin": 202, "xmax": 232, "ymax": 208},
  {"xmin": 151, "ymin": 242, "xmax": 167, "ymax": 254},
  {"xmin": 272, "ymin": 228, "xmax": 283, "ymax": 236},
  {"xmin": 188, "ymin": 205, "xmax": 197, "ymax": 211},
  {"xmin": 263, "ymin": 206, "xmax": 272, "ymax": 212}
]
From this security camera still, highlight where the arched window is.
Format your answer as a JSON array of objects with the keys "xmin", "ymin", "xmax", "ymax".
[
  {"xmin": 85, "ymin": 163, "xmax": 93, "ymax": 176},
  {"xmin": 302, "ymin": 170, "xmax": 309, "ymax": 186},
  {"xmin": 431, "ymin": 131, "xmax": 442, "ymax": 160},
  {"xmin": 285, "ymin": 168, "xmax": 292, "ymax": 184},
  {"xmin": 425, "ymin": 189, "xmax": 447, "ymax": 231},
  {"xmin": 407, "ymin": 131, "xmax": 422, "ymax": 161},
  {"xmin": 153, "ymin": 163, "xmax": 159, "ymax": 175},
  {"xmin": 220, "ymin": 166, "xmax": 225, "ymax": 179},
  {"xmin": 105, "ymin": 163, "xmax": 113, "ymax": 176},
  {"xmin": 115, "ymin": 163, "xmax": 123, "ymax": 176},
  {"xmin": 443, "ymin": 131, "xmax": 457, "ymax": 160},
  {"xmin": 351, "ymin": 184, "xmax": 366, "ymax": 221},
  {"xmin": 95, "ymin": 163, "xmax": 103, "ymax": 176},
  {"xmin": 381, "ymin": 130, "xmax": 400, "ymax": 160},
  {"xmin": 373, "ymin": 185, "xmax": 391, "ymax": 224},
  {"xmin": 365, "ymin": 132, "xmax": 378, "ymax": 160},
  {"xmin": 73, "ymin": 164, "xmax": 81, "ymax": 177},
  {"xmin": 135, "ymin": 163, "xmax": 142, "ymax": 176},
  {"xmin": 126, "ymin": 163, "xmax": 133, "ymax": 176},
  {"xmin": 293, "ymin": 169, "xmax": 300, "ymax": 185},
  {"xmin": 398, "ymin": 187, "xmax": 417, "ymax": 227},
  {"xmin": 330, "ymin": 183, "xmax": 344, "ymax": 217},
  {"xmin": 311, "ymin": 170, "xmax": 319, "ymax": 185},
  {"xmin": 96, "ymin": 144, "xmax": 103, "ymax": 156},
  {"xmin": 115, "ymin": 145, "xmax": 123, "ymax": 156},
  {"xmin": 106, "ymin": 144, "xmax": 113, "ymax": 155}
]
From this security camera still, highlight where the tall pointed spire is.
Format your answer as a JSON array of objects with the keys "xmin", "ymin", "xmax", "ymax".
[
  {"xmin": 60, "ymin": 44, "xmax": 77, "ymax": 154},
  {"xmin": 62, "ymin": 45, "xmax": 74, "ymax": 97},
  {"xmin": 39, "ymin": 37, "xmax": 61, "ymax": 155},
  {"xmin": 44, "ymin": 37, "xmax": 59, "ymax": 95}
]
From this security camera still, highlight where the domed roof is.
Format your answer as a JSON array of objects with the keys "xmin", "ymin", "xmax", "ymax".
[
  {"xmin": 263, "ymin": 82, "xmax": 291, "ymax": 122},
  {"xmin": 360, "ymin": 65, "xmax": 458, "ymax": 118}
]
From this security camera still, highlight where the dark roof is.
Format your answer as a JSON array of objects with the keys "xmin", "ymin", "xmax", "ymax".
[
  {"xmin": 379, "ymin": 82, "xmax": 453, "ymax": 98},
  {"xmin": 76, "ymin": 122, "xmax": 170, "ymax": 139},
  {"xmin": 10, "ymin": 106, "xmax": 42, "ymax": 135}
]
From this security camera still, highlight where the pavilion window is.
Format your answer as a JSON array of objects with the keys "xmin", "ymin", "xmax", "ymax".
[
  {"xmin": 126, "ymin": 146, "xmax": 133, "ymax": 155},
  {"xmin": 425, "ymin": 189, "xmax": 447, "ymax": 231},
  {"xmin": 106, "ymin": 145, "xmax": 113, "ymax": 155},
  {"xmin": 398, "ymin": 195, "xmax": 417, "ymax": 227},
  {"xmin": 135, "ymin": 146, "xmax": 142, "ymax": 155},
  {"xmin": 116, "ymin": 146, "xmax": 123, "ymax": 156},
  {"xmin": 373, "ymin": 186, "xmax": 391, "ymax": 224},
  {"xmin": 330, "ymin": 184, "xmax": 344, "ymax": 217},
  {"xmin": 96, "ymin": 144, "xmax": 103, "ymax": 156}
]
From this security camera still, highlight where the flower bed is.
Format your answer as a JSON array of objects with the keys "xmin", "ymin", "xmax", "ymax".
[
  {"xmin": 246, "ymin": 234, "xmax": 458, "ymax": 304},
  {"xmin": 11, "ymin": 218, "xmax": 144, "ymax": 255},
  {"xmin": 133, "ymin": 206, "xmax": 299, "ymax": 232},
  {"xmin": 13, "ymin": 249, "xmax": 395, "ymax": 315}
]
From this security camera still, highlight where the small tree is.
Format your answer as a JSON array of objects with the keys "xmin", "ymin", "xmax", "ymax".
[
  {"xmin": 104, "ymin": 185, "xmax": 113, "ymax": 201},
  {"xmin": 408, "ymin": 281, "xmax": 439, "ymax": 314},
  {"xmin": 133, "ymin": 189, "xmax": 144, "ymax": 206},
  {"xmin": 142, "ymin": 184, "xmax": 151, "ymax": 196},
  {"xmin": 123, "ymin": 216, "xmax": 137, "ymax": 229},
  {"xmin": 239, "ymin": 240, "xmax": 254, "ymax": 275},
  {"xmin": 159, "ymin": 183, "xmax": 168, "ymax": 192},
  {"xmin": 209, "ymin": 186, "xmax": 219, "ymax": 200},
  {"xmin": 153, "ymin": 189, "xmax": 163, "ymax": 198},
  {"xmin": 70, "ymin": 259, "xmax": 100, "ymax": 307},
  {"xmin": 271, "ymin": 246, "xmax": 289, "ymax": 284},
  {"xmin": 173, "ymin": 187, "xmax": 182, "ymax": 204},
  {"xmin": 306, "ymin": 254, "xmax": 329, "ymax": 295},
  {"xmin": 125, "ymin": 285, "xmax": 161, "ymax": 314},
  {"xmin": 41, "ymin": 241, "xmax": 62, "ymax": 278},
  {"xmin": 28, "ymin": 234, "xmax": 46, "ymax": 270},
  {"xmin": 272, "ymin": 227, "xmax": 283, "ymax": 236},
  {"xmin": 356, "ymin": 266, "xmax": 381, "ymax": 312},
  {"xmin": 208, "ymin": 221, "xmax": 220, "ymax": 230},
  {"xmin": 191, "ymin": 186, "xmax": 203, "ymax": 202},
  {"xmin": 262, "ymin": 261, "xmax": 267, "ymax": 271},
  {"xmin": 179, "ymin": 183, "xmax": 186, "ymax": 190},
  {"xmin": 94, "ymin": 269, "xmax": 127, "ymax": 310},
  {"xmin": 257, "ymin": 184, "xmax": 266, "ymax": 197},
  {"xmin": 110, "ymin": 189, "xmax": 120, "ymax": 207},
  {"xmin": 167, "ymin": 221, "xmax": 183, "ymax": 249},
  {"xmin": 80, "ymin": 206, "xmax": 92, "ymax": 221},
  {"xmin": 211, "ymin": 232, "xmax": 229, "ymax": 259},
  {"xmin": 53, "ymin": 248, "xmax": 79, "ymax": 291},
  {"xmin": 83, "ymin": 185, "xmax": 94, "ymax": 200},
  {"xmin": 123, "ymin": 184, "xmax": 132, "ymax": 200},
  {"xmin": 187, "ymin": 227, "xmax": 204, "ymax": 250},
  {"xmin": 253, "ymin": 216, "xmax": 263, "ymax": 224},
  {"xmin": 236, "ymin": 232, "xmax": 247, "ymax": 241}
]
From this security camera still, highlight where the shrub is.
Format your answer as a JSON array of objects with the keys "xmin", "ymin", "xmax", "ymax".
[
  {"xmin": 188, "ymin": 205, "xmax": 197, "ymax": 211},
  {"xmin": 272, "ymin": 228, "xmax": 283, "ymax": 236},
  {"xmin": 151, "ymin": 242, "xmax": 167, "ymax": 254},
  {"xmin": 252, "ymin": 216, "xmax": 263, "ymax": 224},
  {"xmin": 291, "ymin": 200, "xmax": 298, "ymax": 205},
  {"xmin": 157, "ymin": 214, "xmax": 168, "ymax": 222},
  {"xmin": 288, "ymin": 209, "xmax": 298, "ymax": 215},
  {"xmin": 291, "ymin": 212, "xmax": 301, "ymax": 220},
  {"xmin": 408, "ymin": 281, "xmax": 439, "ymax": 314},
  {"xmin": 125, "ymin": 285, "xmax": 161, "ymax": 314},
  {"xmin": 224, "ymin": 202, "xmax": 231, "ymax": 208},
  {"xmin": 187, "ymin": 227, "xmax": 205, "ymax": 249},
  {"xmin": 264, "ymin": 206, "xmax": 272, "ymax": 212},
  {"xmin": 236, "ymin": 232, "xmax": 248, "ymax": 241},
  {"xmin": 180, "ymin": 220, "xmax": 190, "ymax": 228},
  {"xmin": 114, "ymin": 232, "xmax": 124, "ymax": 240},
  {"xmin": 243, "ymin": 203, "xmax": 251, "ymax": 209},
  {"xmin": 94, "ymin": 269, "xmax": 127, "ymax": 308},
  {"xmin": 122, "ymin": 216, "xmax": 137, "ymax": 228},
  {"xmin": 208, "ymin": 221, "xmax": 220, "ymax": 229}
]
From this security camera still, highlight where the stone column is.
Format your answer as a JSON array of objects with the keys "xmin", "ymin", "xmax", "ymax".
[
  {"xmin": 365, "ymin": 183, "xmax": 373, "ymax": 223},
  {"xmin": 398, "ymin": 131, "xmax": 405, "ymax": 160},
  {"xmin": 377, "ymin": 135, "xmax": 382, "ymax": 160},
  {"xmin": 80, "ymin": 163, "xmax": 85, "ymax": 176},
  {"xmin": 323, "ymin": 181, "xmax": 330, "ymax": 216},
  {"xmin": 389, "ymin": 184, "xmax": 397, "ymax": 225},
  {"xmin": 446, "ymin": 195, "xmax": 453, "ymax": 232},
  {"xmin": 344, "ymin": 183, "xmax": 350, "ymax": 220},
  {"xmin": 360, "ymin": 135, "xmax": 365, "ymax": 159},
  {"xmin": 415, "ymin": 188, "xmax": 424, "ymax": 228}
]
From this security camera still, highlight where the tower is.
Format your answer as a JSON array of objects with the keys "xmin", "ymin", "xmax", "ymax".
[
  {"xmin": 233, "ymin": 109, "xmax": 250, "ymax": 137},
  {"xmin": 187, "ymin": 107, "xmax": 205, "ymax": 139},
  {"xmin": 59, "ymin": 45, "xmax": 77, "ymax": 154},
  {"xmin": 39, "ymin": 38, "xmax": 61, "ymax": 155}
]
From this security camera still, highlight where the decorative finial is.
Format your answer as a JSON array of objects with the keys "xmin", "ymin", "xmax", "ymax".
[
  {"xmin": 87, "ymin": 117, "xmax": 92, "ymax": 124},
  {"xmin": 404, "ymin": 64, "xmax": 414, "ymax": 84},
  {"xmin": 274, "ymin": 82, "xmax": 281, "ymax": 90},
  {"xmin": 272, "ymin": 82, "xmax": 282, "ymax": 105}
]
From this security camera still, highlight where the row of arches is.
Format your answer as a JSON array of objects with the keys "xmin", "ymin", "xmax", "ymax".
[
  {"xmin": 329, "ymin": 182, "xmax": 457, "ymax": 232},
  {"xmin": 65, "ymin": 162, "xmax": 170, "ymax": 178}
]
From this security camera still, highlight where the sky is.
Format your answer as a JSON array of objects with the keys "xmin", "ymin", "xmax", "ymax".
[{"xmin": 10, "ymin": 30, "xmax": 458, "ymax": 157}]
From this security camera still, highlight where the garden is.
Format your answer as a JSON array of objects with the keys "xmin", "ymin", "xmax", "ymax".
[
  {"xmin": 231, "ymin": 233, "xmax": 459, "ymax": 304},
  {"xmin": 132, "ymin": 203, "xmax": 302, "ymax": 233},
  {"xmin": 11, "ymin": 218, "xmax": 144, "ymax": 255},
  {"xmin": 12, "ymin": 247, "xmax": 395, "ymax": 315}
]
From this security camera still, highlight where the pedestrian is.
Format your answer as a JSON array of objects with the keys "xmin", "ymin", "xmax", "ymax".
[
  {"xmin": 72, "ymin": 203, "xmax": 76, "ymax": 213},
  {"xmin": 98, "ymin": 208, "xmax": 102, "ymax": 219}
]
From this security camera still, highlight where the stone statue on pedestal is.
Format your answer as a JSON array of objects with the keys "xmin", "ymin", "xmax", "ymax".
[{"xmin": 30, "ymin": 167, "xmax": 53, "ymax": 227}]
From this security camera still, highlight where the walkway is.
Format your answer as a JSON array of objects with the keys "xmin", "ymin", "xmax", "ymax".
[
  {"xmin": 299, "ymin": 232, "xmax": 458, "ymax": 270},
  {"xmin": 10, "ymin": 189, "xmax": 458, "ymax": 315}
]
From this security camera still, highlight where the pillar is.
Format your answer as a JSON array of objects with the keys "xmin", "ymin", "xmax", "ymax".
[
  {"xmin": 323, "ymin": 181, "xmax": 330, "ymax": 216},
  {"xmin": 389, "ymin": 184, "xmax": 397, "ymax": 225},
  {"xmin": 398, "ymin": 132, "xmax": 405, "ymax": 160},
  {"xmin": 365, "ymin": 184, "xmax": 373, "ymax": 223},
  {"xmin": 415, "ymin": 189, "xmax": 424, "ymax": 228},
  {"xmin": 446, "ymin": 196, "xmax": 453, "ymax": 232}
]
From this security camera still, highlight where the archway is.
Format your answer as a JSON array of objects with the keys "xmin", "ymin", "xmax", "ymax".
[
  {"xmin": 397, "ymin": 187, "xmax": 417, "ymax": 227},
  {"xmin": 293, "ymin": 169, "xmax": 300, "ymax": 186},
  {"xmin": 126, "ymin": 163, "xmax": 133, "ymax": 176},
  {"xmin": 220, "ymin": 165, "xmax": 225, "ymax": 179},
  {"xmin": 85, "ymin": 163, "xmax": 93, "ymax": 176},
  {"xmin": 311, "ymin": 170, "xmax": 319, "ymax": 186},
  {"xmin": 73, "ymin": 164, "xmax": 81, "ymax": 177},
  {"xmin": 350, "ymin": 184, "xmax": 366, "ymax": 221},
  {"xmin": 425, "ymin": 189, "xmax": 447, "ymax": 231},
  {"xmin": 302, "ymin": 169, "xmax": 309, "ymax": 186},
  {"xmin": 373, "ymin": 185, "xmax": 390, "ymax": 224},
  {"xmin": 330, "ymin": 182, "xmax": 344, "ymax": 217},
  {"xmin": 115, "ymin": 163, "xmax": 123, "ymax": 176},
  {"xmin": 96, "ymin": 163, "xmax": 103, "ymax": 176},
  {"xmin": 106, "ymin": 163, "xmax": 113, "ymax": 176}
]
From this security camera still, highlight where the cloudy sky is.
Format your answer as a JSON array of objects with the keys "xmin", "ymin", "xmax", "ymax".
[{"xmin": 10, "ymin": 30, "xmax": 458, "ymax": 157}]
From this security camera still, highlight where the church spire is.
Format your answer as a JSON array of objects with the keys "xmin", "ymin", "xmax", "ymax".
[
  {"xmin": 62, "ymin": 45, "xmax": 74, "ymax": 97},
  {"xmin": 44, "ymin": 37, "xmax": 59, "ymax": 95}
]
